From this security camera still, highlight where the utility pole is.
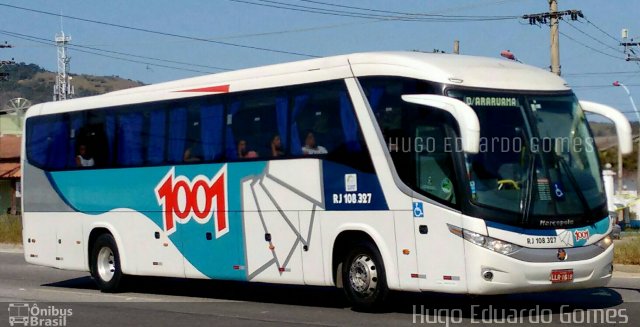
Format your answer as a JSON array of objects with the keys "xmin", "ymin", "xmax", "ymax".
[
  {"xmin": 549, "ymin": 0, "xmax": 560, "ymax": 75},
  {"xmin": 621, "ymin": 29, "xmax": 640, "ymax": 61},
  {"xmin": 53, "ymin": 30, "xmax": 74, "ymax": 101},
  {"xmin": 522, "ymin": 2, "xmax": 583, "ymax": 76}
]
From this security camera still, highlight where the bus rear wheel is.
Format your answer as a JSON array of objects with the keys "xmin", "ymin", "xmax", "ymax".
[
  {"xmin": 90, "ymin": 234, "xmax": 124, "ymax": 292},
  {"xmin": 341, "ymin": 242, "xmax": 389, "ymax": 311}
]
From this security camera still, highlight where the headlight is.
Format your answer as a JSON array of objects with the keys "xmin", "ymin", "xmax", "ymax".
[
  {"xmin": 486, "ymin": 239, "xmax": 521, "ymax": 255},
  {"xmin": 450, "ymin": 225, "xmax": 521, "ymax": 255},
  {"xmin": 463, "ymin": 229, "xmax": 486, "ymax": 246},
  {"xmin": 595, "ymin": 234, "xmax": 613, "ymax": 250}
]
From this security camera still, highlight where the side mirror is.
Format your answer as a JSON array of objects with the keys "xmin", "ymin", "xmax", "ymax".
[
  {"xmin": 579, "ymin": 101, "xmax": 632, "ymax": 155},
  {"xmin": 401, "ymin": 94, "xmax": 480, "ymax": 153}
]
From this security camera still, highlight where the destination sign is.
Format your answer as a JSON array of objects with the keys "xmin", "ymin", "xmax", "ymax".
[{"xmin": 465, "ymin": 96, "xmax": 519, "ymax": 107}]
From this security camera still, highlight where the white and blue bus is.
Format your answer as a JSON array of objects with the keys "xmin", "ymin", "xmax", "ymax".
[{"xmin": 22, "ymin": 52, "xmax": 632, "ymax": 309}]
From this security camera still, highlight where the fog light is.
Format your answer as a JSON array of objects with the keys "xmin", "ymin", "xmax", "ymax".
[{"xmin": 482, "ymin": 270, "xmax": 494, "ymax": 281}]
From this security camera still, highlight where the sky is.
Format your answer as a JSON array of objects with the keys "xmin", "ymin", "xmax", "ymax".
[{"xmin": 0, "ymin": 0, "xmax": 639, "ymax": 120}]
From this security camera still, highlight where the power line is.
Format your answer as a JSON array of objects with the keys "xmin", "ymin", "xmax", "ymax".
[
  {"xmin": 229, "ymin": 0, "xmax": 393, "ymax": 21},
  {"xmin": 0, "ymin": 30, "xmax": 231, "ymax": 72},
  {"xmin": 0, "ymin": 2, "xmax": 318, "ymax": 58},
  {"xmin": 559, "ymin": 31, "xmax": 625, "ymax": 60},
  {"xmin": 564, "ymin": 21, "xmax": 622, "ymax": 54},
  {"xmin": 0, "ymin": 31, "xmax": 213, "ymax": 74},
  {"xmin": 584, "ymin": 18, "xmax": 621, "ymax": 44},
  {"xmin": 228, "ymin": 0, "xmax": 519, "ymax": 22},
  {"xmin": 565, "ymin": 71, "xmax": 639, "ymax": 76},
  {"xmin": 293, "ymin": 0, "xmax": 519, "ymax": 19}
]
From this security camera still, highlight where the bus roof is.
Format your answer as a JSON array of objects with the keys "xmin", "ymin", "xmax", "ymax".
[{"xmin": 27, "ymin": 51, "xmax": 570, "ymax": 117}]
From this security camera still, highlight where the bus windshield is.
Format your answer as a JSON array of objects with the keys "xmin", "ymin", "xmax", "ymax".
[{"xmin": 448, "ymin": 90, "xmax": 606, "ymax": 226}]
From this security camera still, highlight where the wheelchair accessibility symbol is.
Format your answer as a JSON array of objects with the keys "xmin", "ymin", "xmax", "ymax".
[
  {"xmin": 413, "ymin": 202, "xmax": 424, "ymax": 218},
  {"xmin": 553, "ymin": 183, "xmax": 564, "ymax": 199}
]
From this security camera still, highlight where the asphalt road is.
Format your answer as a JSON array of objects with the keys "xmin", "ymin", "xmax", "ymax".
[{"xmin": 0, "ymin": 251, "xmax": 638, "ymax": 327}]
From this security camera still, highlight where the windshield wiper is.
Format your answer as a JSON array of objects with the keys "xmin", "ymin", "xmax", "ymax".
[
  {"xmin": 520, "ymin": 151, "xmax": 536, "ymax": 225},
  {"xmin": 515, "ymin": 126, "xmax": 536, "ymax": 225},
  {"xmin": 554, "ymin": 154, "xmax": 594, "ymax": 222}
]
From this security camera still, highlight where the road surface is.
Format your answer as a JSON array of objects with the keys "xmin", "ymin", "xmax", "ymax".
[{"xmin": 0, "ymin": 251, "xmax": 638, "ymax": 326}]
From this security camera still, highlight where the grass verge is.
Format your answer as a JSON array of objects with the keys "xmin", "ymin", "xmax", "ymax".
[
  {"xmin": 614, "ymin": 236, "xmax": 640, "ymax": 265},
  {"xmin": 0, "ymin": 215, "xmax": 22, "ymax": 244}
]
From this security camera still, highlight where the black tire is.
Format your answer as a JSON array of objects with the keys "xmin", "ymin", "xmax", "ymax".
[
  {"xmin": 90, "ymin": 233, "xmax": 124, "ymax": 292},
  {"xmin": 341, "ymin": 242, "xmax": 389, "ymax": 311}
]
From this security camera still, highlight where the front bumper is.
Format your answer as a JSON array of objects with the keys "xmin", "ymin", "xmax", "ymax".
[{"xmin": 464, "ymin": 242, "xmax": 613, "ymax": 295}]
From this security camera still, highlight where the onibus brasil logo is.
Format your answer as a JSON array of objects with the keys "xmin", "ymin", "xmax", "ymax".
[
  {"xmin": 155, "ymin": 165, "xmax": 229, "ymax": 238},
  {"xmin": 7, "ymin": 303, "xmax": 72, "ymax": 327}
]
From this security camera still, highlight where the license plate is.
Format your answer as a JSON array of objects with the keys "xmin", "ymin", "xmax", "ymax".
[{"xmin": 550, "ymin": 269, "xmax": 573, "ymax": 283}]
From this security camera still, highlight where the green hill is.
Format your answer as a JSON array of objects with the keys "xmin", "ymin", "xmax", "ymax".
[{"xmin": 0, "ymin": 62, "xmax": 144, "ymax": 107}]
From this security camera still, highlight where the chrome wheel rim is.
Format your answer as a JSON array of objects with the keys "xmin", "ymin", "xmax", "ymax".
[
  {"xmin": 97, "ymin": 247, "xmax": 116, "ymax": 282},
  {"xmin": 349, "ymin": 254, "xmax": 378, "ymax": 297}
]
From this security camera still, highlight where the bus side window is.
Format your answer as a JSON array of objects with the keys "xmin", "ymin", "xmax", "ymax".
[
  {"xmin": 168, "ymin": 106, "xmax": 188, "ymax": 164},
  {"xmin": 226, "ymin": 92, "xmax": 281, "ymax": 160},
  {"xmin": 116, "ymin": 109, "xmax": 145, "ymax": 167},
  {"xmin": 199, "ymin": 102, "xmax": 224, "ymax": 162},
  {"xmin": 26, "ymin": 114, "xmax": 70, "ymax": 170},
  {"xmin": 146, "ymin": 107, "xmax": 167, "ymax": 165},
  {"xmin": 289, "ymin": 82, "xmax": 373, "ymax": 172}
]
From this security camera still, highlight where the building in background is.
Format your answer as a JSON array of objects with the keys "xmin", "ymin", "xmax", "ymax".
[{"xmin": 0, "ymin": 114, "xmax": 22, "ymax": 215}]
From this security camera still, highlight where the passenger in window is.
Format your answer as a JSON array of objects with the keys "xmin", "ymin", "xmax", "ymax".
[
  {"xmin": 183, "ymin": 143, "xmax": 202, "ymax": 162},
  {"xmin": 238, "ymin": 139, "xmax": 259, "ymax": 159},
  {"xmin": 302, "ymin": 131, "xmax": 327, "ymax": 155},
  {"xmin": 270, "ymin": 135, "xmax": 284, "ymax": 157},
  {"xmin": 75, "ymin": 144, "xmax": 95, "ymax": 167}
]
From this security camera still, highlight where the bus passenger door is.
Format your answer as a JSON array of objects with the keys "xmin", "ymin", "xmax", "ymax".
[
  {"xmin": 413, "ymin": 202, "xmax": 465, "ymax": 292},
  {"xmin": 411, "ymin": 120, "xmax": 467, "ymax": 292}
]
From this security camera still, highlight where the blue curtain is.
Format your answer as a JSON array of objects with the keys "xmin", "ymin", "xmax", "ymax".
[
  {"xmin": 339, "ymin": 92, "xmax": 361, "ymax": 152},
  {"xmin": 28, "ymin": 117, "xmax": 68, "ymax": 169},
  {"xmin": 147, "ymin": 109, "xmax": 166, "ymax": 164},
  {"xmin": 201, "ymin": 104, "xmax": 224, "ymax": 161},
  {"xmin": 289, "ymin": 94, "xmax": 309, "ymax": 155},
  {"xmin": 47, "ymin": 120, "xmax": 69, "ymax": 169},
  {"xmin": 225, "ymin": 101, "xmax": 242, "ymax": 159},
  {"xmin": 367, "ymin": 87, "xmax": 385, "ymax": 115},
  {"xmin": 117, "ymin": 113, "xmax": 144, "ymax": 166},
  {"xmin": 105, "ymin": 114, "xmax": 116, "ymax": 165},
  {"xmin": 27, "ymin": 120, "xmax": 50, "ymax": 168},
  {"xmin": 68, "ymin": 113, "xmax": 85, "ymax": 167},
  {"xmin": 168, "ymin": 107, "xmax": 187, "ymax": 163},
  {"xmin": 275, "ymin": 96, "xmax": 288, "ymax": 150}
]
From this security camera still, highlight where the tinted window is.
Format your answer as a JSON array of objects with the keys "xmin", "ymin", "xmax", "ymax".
[
  {"xmin": 290, "ymin": 82, "xmax": 373, "ymax": 172},
  {"xmin": 226, "ymin": 92, "xmax": 282, "ymax": 160},
  {"xmin": 26, "ymin": 79, "xmax": 372, "ymax": 173},
  {"xmin": 26, "ymin": 114, "xmax": 70, "ymax": 170},
  {"xmin": 360, "ymin": 77, "xmax": 459, "ymax": 206}
]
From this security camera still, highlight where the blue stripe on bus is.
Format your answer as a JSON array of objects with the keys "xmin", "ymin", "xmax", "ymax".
[
  {"xmin": 322, "ymin": 161, "xmax": 388, "ymax": 211},
  {"xmin": 48, "ymin": 162, "xmax": 267, "ymax": 280}
]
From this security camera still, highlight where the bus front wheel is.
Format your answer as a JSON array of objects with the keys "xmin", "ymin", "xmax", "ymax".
[
  {"xmin": 90, "ymin": 234, "xmax": 124, "ymax": 292},
  {"xmin": 341, "ymin": 242, "xmax": 389, "ymax": 311}
]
